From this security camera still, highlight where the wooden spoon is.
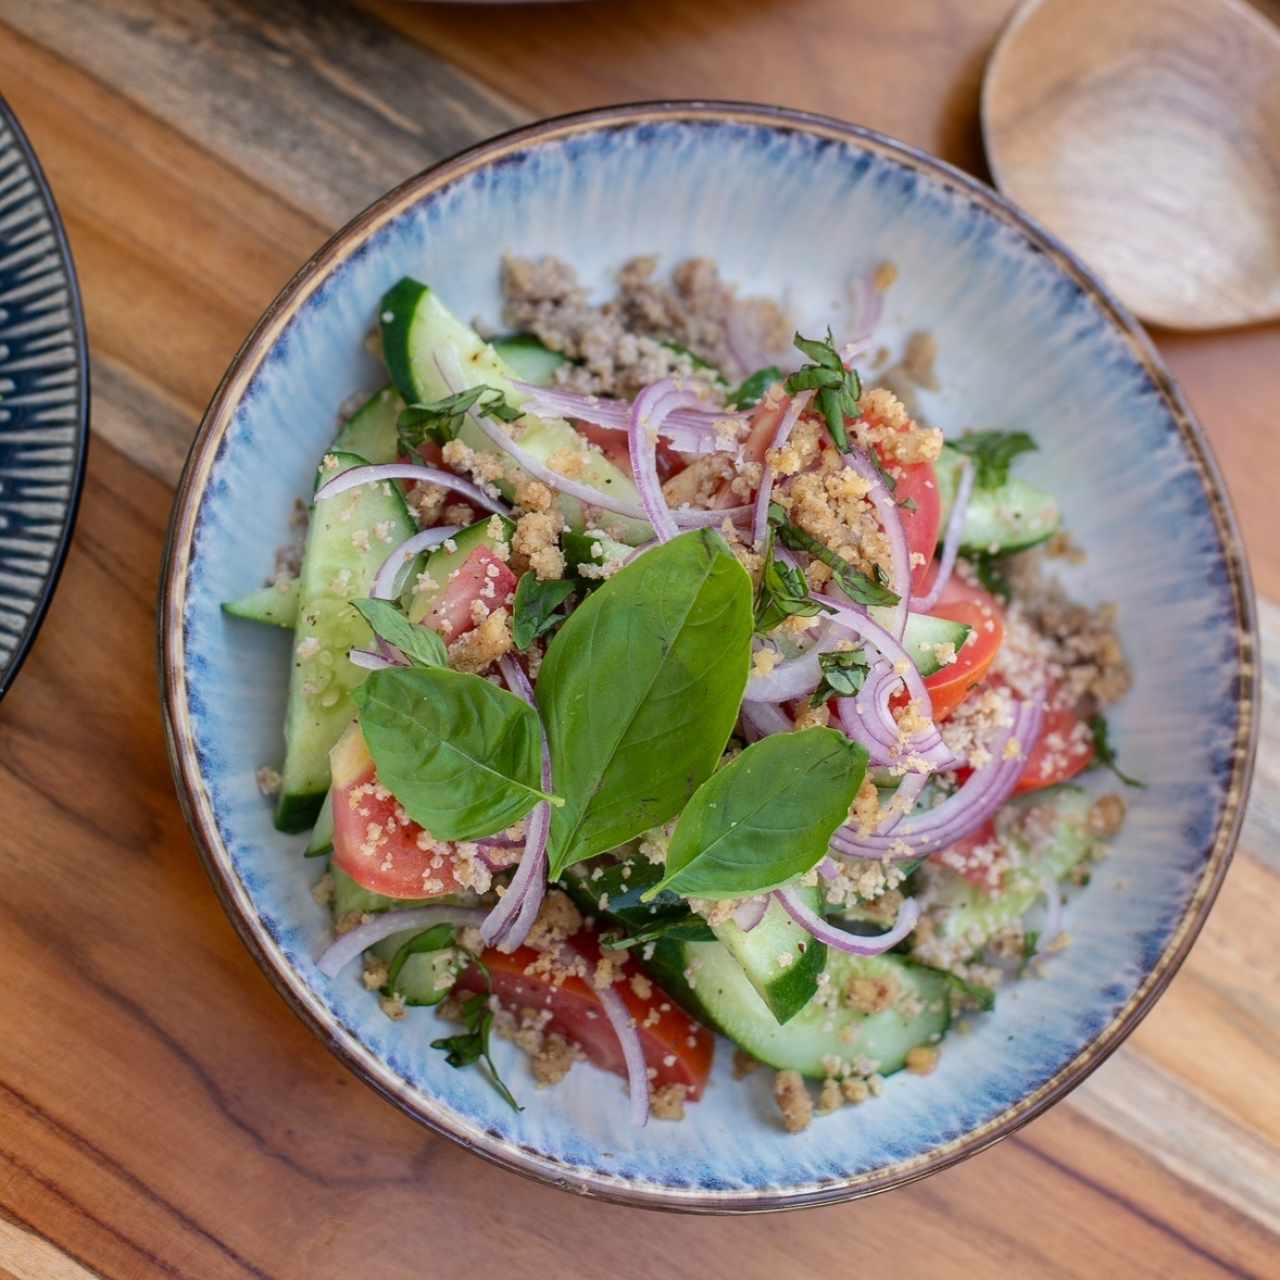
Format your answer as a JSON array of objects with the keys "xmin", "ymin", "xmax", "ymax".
[{"xmin": 982, "ymin": 0, "xmax": 1280, "ymax": 330}]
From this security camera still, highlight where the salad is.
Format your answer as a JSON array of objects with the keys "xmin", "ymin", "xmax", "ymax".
[{"xmin": 228, "ymin": 257, "xmax": 1136, "ymax": 1132}]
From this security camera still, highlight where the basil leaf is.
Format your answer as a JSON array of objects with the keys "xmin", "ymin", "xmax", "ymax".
[
  {"xmin": 948, "ymin": 430, "xmax": 1037, "ymax": 490},
  {"xmin": 1087, "ymin": 713, "xmax": 1146, "ymax": 788},
  {"xmin": 786, "ymin": 330, "xmax": 861, "ymax": 451},
  {"xmin": 602, "ymin": 916, "xmax": 718, "ymax": 949},
  {"xmin": 726, "ymin": 365, "xmax": 783, "ymax": 410},
  {"xmin": 398, "ymin": 384, "xmax": 522, "ymax": 451},
  {"xmin": 537, "ymin": 529, "xmax": 753, "ymax": 877},
  {"xmin": 791, "ymin": 329, "xmax": 845, "ymax": 372},
  {"xmin": 967, "ymin": 550, "xmax": 1012, "ymax": 601},
  {"xmin": 770, "ymin": 508, "xmax": 900, "ymax": 607},
  {"xmin": 512, "ymin": 572, "xmax": 576, "ymax": 650},
  {"xmin": 754, "ymin": 529, "xmax": 829, "ymax": 633},
  {"xmin": 352, "ymin": 667, "xmax": 556, "ymax": 840},
  {"xmin": 350, "ymin": 598, "xmax": 448, "ymax": 668},
  {"xmin": 810, "ymin": 648, "xmax": 871, "ymax": 706},
  {"xmin": 647, "ymin": 727, "xmax": 868, "ymax": 900},
  {"xmin": 431, "ymin": 984, "xmax": 522, "ymax": 1113}
]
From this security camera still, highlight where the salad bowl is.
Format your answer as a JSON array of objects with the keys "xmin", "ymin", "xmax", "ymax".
[{"xmin": 159, "ymin": 102, "xmax": 1256, "ymax": 1211}]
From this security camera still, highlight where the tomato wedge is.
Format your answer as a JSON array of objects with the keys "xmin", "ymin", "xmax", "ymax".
[
  {"xmin": 916, "ymin": 573, "xmax": 1006, "ymax": 720},
  {"xmin": 1014, "ymin": 700, "xmax": 1094, "ymax": 793},
  {"xmin": 329, "ymin": 724, "xmax": 466, "ymax": 899},
  {"xmin": 423, "ymin": 546, "xmax": 517, "ymax": 644},
  {"xmin": 875, "ymin": 448, "xmax": 940, "ymax": 595},
  {"xmin": 458, "ymin": 932, "xmax": 714, "ymax": 1099}
]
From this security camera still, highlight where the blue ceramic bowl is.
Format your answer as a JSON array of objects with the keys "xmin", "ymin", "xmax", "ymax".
[{"xmin": 160, "ymin": 103, "xmax": 1257, "ymax": 1211}]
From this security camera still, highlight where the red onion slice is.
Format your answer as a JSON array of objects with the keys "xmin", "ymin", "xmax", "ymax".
[
  {"xmin": 512, "ymin": 381, "xmax": 744, "ymax": 457},
  {"xmin": 732, "ymin": 897, "xmax": 769, "ymax": 932},
  {"xmin": 597, "ymin": 980, "xmax": 650, "ymax": 1127},
  {"xmin": 315, "ymin": 463, "xmax": 510, "ymax": 518},
  {"xmin": 773, "ymin": 888, "xmax": 920, "ymax": 956},
  {"xmin": 437, "ymin": 349, "xmax": 751, "ymax": 534},
  {"xmin": 744, "ymin": 620, "xmax": 853, "ymax": 704},
  {"xmin": 347, "ymin": 647, "xmax": 404, "ymax": 671},
  {"xmin": 317, "ymin": 905, "xmax": 486, "ymax": 979},
  {"xmin": 372, "ymin": 524, "xmax": 462, "ymax": 601},
  {"xmin": 482, "ymin": 655, "xmax": 552, "ymax": 953},
  {"xmin": 841, "ymin": 449, "xmax": 910, "ymax": 639},
  {"xmin": 627, "ymin": 380, "xmax": 705, "ymax": 543},
  {"xmin": 751, "ymin": 389, "xmax": 813, "ymax": 549},
  {"xmin": 740, "ymin": 699, "xmax": 794, "ymax": 740},
  {"xmin": 911, "ymin": 459, "xmax": 974, "ymax": 612}
]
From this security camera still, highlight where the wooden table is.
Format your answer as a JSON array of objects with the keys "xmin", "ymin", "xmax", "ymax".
[{"xmin": 1, "ymin": 2, "xmax": 1276, "ymax": 1276}]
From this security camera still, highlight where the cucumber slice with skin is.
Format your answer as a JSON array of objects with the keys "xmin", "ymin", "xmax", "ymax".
[
  {"xmin": 781, "ymin": 610, "xmax": 970, "ymax": 678},
  {"xmin": 490, "ymin": 334, "xmax": 568, "ymax": 387},
  {"xmin": 923, "ymin": 787, "xmax": 1099, "ymax": 950},
  {"xmin": 274, "ymin": 450, "xmax": 415, "ymax": 832},
  {"xmin": 332, "ymin": 385, "xmax": 402, "ymax": 464},
  {"xmin": 405, "ymin": 514, "xmax": 516, "ymax": 625},
  {"xmin": 711, "ymin": 889, "xmax": 827, "ymax": 1024},
  {"xmin": 330, "ymin": 864, "xmax": 437, "ymax": 919},
  {"xmin": 369, "ymin": 926, "xmax": 466, "ymax": 1006},
  {"xmin": 935, "ymin": 444, "xmax": 1060, "ymax": 554},
  {"xmin": 304, "ymin": 788, "xmax": 335, "ymax": 857},
  {"xmin": 222, "ymin": 579, "xmax": 298, "ymax": 628},
  {"xmin": 378, "ymin": 277, "xmax": 651, "ymax": 545},
  {"xmin": 646, "ymin": 940, "xmax": 949, "ymax": 1078}
]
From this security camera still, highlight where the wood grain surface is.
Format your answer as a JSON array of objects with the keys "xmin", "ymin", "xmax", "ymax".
[{"xmin": 0, "ymin": 2, "xmax": 1275, "ymax": 1276}]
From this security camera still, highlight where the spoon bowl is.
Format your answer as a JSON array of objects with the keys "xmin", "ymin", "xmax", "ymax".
[{"xmin": 983, "ymin": 0, "xmax": 1280, "ymax": 330}]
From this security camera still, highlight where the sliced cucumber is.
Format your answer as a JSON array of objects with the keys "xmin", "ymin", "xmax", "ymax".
[
  {"xmin": 405, "ymin": 514, "xmax": 516, "ymax": 626},
  {"xmin": 922, "ymin": 787, "xmax": 1098, "ymax": 950},
  {"xmin": 711, "ymin": 890, "xmax": 827, "ymax": 1024},
  {"xmin": 378, "ymin": 277, "xmax": 651, "ymax": 544},
  {"xmin": 935, "ymin": 444, "xmax": 1059, "ymax": 553},
  {"xmin": 879, "ymin": 611, "xmax": 972, "ymax": 677},
  {"xmin": 491, "ymin": 333, "xmax": 568, "ymax": 387},
  {"xmin": 331, "ymin": 865, "xmax": 436, "ymax": 919},
  {"xmin": 304, "ymin": 788, "xmax": 335, "ymax": 857},
  {"xmin": 562, "ymin": 528, "xmax": 632, "ymax": 587},
  {"xmin": 332, "ymin": 385, "xmax": 402, "ymax": 464},
  {"xmin": 370, "ymin": 925, "xmax": 466, "ymax": 1006},
  {"xmin": 647, "ymin": 941, "xmax": 949, "ymax": 1078},
  {"xmin": 222, "ymin": 578, "xmax": 298, "ymax": 628},
  {"xmin": 274, "ymin": 450, "xmax": 415, "ymax": 831}
]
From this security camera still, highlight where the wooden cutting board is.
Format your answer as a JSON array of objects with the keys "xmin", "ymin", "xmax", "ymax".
[{"xmin": 0, "ymin": 2, "xmax": 1276, "ymax": 1276}]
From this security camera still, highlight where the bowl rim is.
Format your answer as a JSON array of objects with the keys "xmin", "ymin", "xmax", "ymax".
[
  {"xmin": 0, "ymin": 96, "xmax": 91, "ymax": 700},
  {"xmin": 158, "ymin": 99, "xmax": 1259, "ymax": 1213}
]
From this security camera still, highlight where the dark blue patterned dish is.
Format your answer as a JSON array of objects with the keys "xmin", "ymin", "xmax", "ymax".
[{"xmin": 0, "ymin": 97, "xmax": 89, "ymax": 698}]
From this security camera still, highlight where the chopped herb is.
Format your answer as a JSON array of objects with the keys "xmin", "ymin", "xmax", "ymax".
[
  {"xmin": 1087, "ymin": 713, "xmax": 1146, "ymax": 788},
  {"xmin": 809, "ymin": 648, "xmax": 871, "ymax": 706},
  {"xmin": 430, "ymin": 960, "xmax": 522, "ymax": 1112},
  {"xmin": 350, "ymin": 597, "xmax": 448, "ymax": 669},
  {"xmin": 512, "ymin": 572, "xmax": 576, "ymax": 650},
  {"xmin": 867, "ymin": 446, "xmax": 898, "ymax": 494},
  {"xmin": 968, "ymin": 551, "xmax": 1012, "ymax": 601},
  {"xmin": 769, "ymin": 503, "xmax": 900, "ymax": 607},
  {"xmin": 948, "ymin": 430, "xmax": 1037, "ymax": 490},
  {"xmin": 898, "ymin": 497, "xmax": 918, "ymax": 513},
  {"xmin": 398, "ymin": 384, "xmax": 522, "ymax": 450},
  {"xmin": 754, "ymin": 528, "xmax": 830, "ymax": 633},
  {"xmin": 601, "ymin": 915, "xmax": 718, "ymax": 949},
  {"xmin": 785, "ymin": 330, "xmax": 861, "ymax": 451},
  {"xmin": 726, "ymin": 365, "xmax": 783, "ymax": 410}
]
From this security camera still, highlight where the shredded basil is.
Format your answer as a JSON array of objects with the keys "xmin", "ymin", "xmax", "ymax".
[
  {"xmin": 948, "ymin": 430, "xmax": 1037, "ymax": 490},
  {"xmin": 512, "ymin": 572, "xmax": 576, "ymax": 650},
  {"xmin": 1087, "ymin": 713, "xmax": 1146, "ymax": 788},
  {"xmin": 350, "ymin": 598, "xmax": 448, "ymax": 668},
  {"xmin": 754, "ymin": 528, "xmax": 830, "ymax": 633},
  {"xmin": 785, "ymin": 330, "xmax": 861, "ymax": 452},
  {"xmin": 809, "ymin": 648, "xmax": 871, "ymax": 706},
  {"xmin": 398, "ymin": 384, "xmax": 522, "ymax": 450},
  {"xmin": 430, "ymin": 958, "xmax": 522, "ymax": 1112},
  {"xmin": 726, "ymin": 365, "xmax": 783, "ymax": 410},
  {"xmin": 768, "ymin": 502, "xmax": 900, "ymax": 607}
]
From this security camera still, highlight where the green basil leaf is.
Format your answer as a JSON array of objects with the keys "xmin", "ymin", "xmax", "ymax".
[
  {"xmin": 770, "ymin": 510, "xmax": 900, "ymax": 607},
  {"xmin": 398, "ymin": 384, "xmax": 522, "ymax": 451},
  {"xmin": 791, "ymin": 329, "xmax": 844, "ymax": 372},
  {"xmin": 726, "ymin": 365, "xmax": 783, "ymax": 410},
  {"xmin": 785, "ymin": 366, "xmax": 843, "ymax": 393},
  {"xmin": 350, "ymin": 598, "xmax": 448, "ymax": 668},
  {"xmin": 602, "ymin": 916, "xmax": 718, "ymax": 949},
  {"xmin": 537, "ymin": 529, "xmax": 753, "ymax": 878},
  {"xmin": 948, "ymin": 430, "xmax": 1037, "ymax": 489},
  {"xmin": 647, "ymin": 727, "xmax": 868, "ymax": 900},
  {"xmin": 512, "ymin": 572, "xmax": 576, "ymax": 650},
  {"xmin": 352, "ymin": 667, "xmax": 557, "ymax": 840},
  {"xmin": 810, "ymin": 648, "xmax": 871, "ymax": 705},
  {"xmin": 1087, "ymin": 712, "xmax": 1146, "ymax": 789},
  {"xmin": 967, "ymin": 550, "xmax": 1012, "ymax": 601}
]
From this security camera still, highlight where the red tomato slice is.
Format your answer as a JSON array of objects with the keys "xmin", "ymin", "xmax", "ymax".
[
  {"xmin": 912, "ymin": 574, "xmax": 1006, "ymax": 720},
  {"xmin": 931, "ymin": 820, "xmax": 1007, "ymax": 892},
  {"xmin": 424, "ymin": 546, "xmax": 518, "ymax": 644},
  {"xmin": 571, "ymin": 418, "xmax": 633, "ymax": 472},
  {"xmin": 457, "ymin": 932, "xmax": 714, "ymax": 1099},
  {"xmin": 875, "ymin": 449, "xmax": 940, "ymax": 595},
  {"xmin": 1014, "ymin": 700, "xmax": 1094, "ymax": 794},
  {"xmin": 329, "ymin": 724, "xmax": 466, "ymax": 899}
]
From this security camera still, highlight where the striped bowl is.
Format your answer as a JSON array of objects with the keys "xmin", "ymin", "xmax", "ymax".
[{"xmin": 159, "ymin": 103, "xmax": 1257, "ymax": 1211}]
